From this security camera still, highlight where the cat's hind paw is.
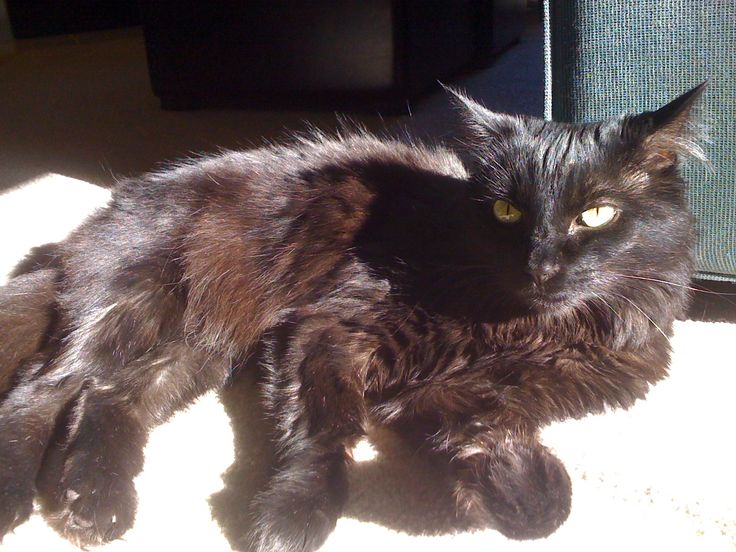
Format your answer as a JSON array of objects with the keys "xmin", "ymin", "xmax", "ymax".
[{"xmin": 43, "ymin": 476, "xmax": 137, "ymax": 546}]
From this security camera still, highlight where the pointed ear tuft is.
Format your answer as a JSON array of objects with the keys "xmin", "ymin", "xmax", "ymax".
[
  {"xmin": 629, "ymin": 82, "xmax": 708, "ymax": 170},
  {"xmin": 442, "ymin": 84, "xmax": 495, "ymax": 122},
  {"xmin": 441, "ymin": 84, "xmax": 520, "ymax": 147}
]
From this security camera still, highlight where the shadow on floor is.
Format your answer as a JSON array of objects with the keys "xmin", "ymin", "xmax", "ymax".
[
  {"xmin": 208, "ymin": 363, "xmax": 476, "ymax": 551},
  {"xmin": 686, "ymin": 279, "xmax": 736, "ymax": 323}
]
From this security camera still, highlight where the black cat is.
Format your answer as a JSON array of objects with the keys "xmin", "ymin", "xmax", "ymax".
[{"xmin": 0, "ymin": 85, "xmax": 704, "ymax": 551}]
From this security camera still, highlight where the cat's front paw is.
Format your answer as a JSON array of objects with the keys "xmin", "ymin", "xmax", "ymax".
[
  {"xmin": 0, "ymin": 480, "xmax": 35, "ymax": 540},
  {"xmin": 244, "ymin": 479, "xmax": 344, "ymax": 552},
  {"xmin": 43, "ymin": 473, "xmax": 137, "ymax": 546},
  {"xmin": 456, "ymin": 441, "xmax": 571, "ymax": 540}
]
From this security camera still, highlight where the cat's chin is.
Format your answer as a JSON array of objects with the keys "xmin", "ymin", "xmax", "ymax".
[{"xmin": 526, "ymin": 292, "xmax": 576, "ymax": 316}]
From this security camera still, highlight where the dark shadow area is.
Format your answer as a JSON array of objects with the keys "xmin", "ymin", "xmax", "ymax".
[
  {"xmin": 343, "ymin": 428, "xmax": 471, "ymax": 536},
  {"xmin": 686, "ymin": 279, "xmax": 736, "ymax": 323},
  {"xmin": 208, "ymin": 362, "xmax": 276, "ymax": 548},
  {"xmin": 0, "ymin": 27, "xmax": 390, "ymax": 193},
  {"xmin": 405, "ymin": 13, "xmax": 544, "ymax": 143},
  {"xmin": 209, "ymin": 362, "xmax": 476, "ymax": 551},
  {"xmin": 0, "ymin": 7, "xmax": 543, "ymax": 193}
]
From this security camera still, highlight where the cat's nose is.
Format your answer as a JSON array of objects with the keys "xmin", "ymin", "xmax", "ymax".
[{"xmin": 529, "ymin": 261, "xmax": 561, "ymax": 287}]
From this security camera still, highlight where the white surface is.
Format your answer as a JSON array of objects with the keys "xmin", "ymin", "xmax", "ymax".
[
  {"xmin": 1, "ymin": 174, "xmax": 734, "ymax": 551},
  {"xmin": 0, "ymin": 173, "xmax": 111, "ymax": 282}
]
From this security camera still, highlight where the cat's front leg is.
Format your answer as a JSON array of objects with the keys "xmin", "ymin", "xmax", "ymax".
[
  {"xmin": 450, "ymin": 433, "xmax": 571, "ymax": 540},
  {"xmin": 246, "ymin": 317, "xmax": 366, "ymax": 552},
  {"xmin": 391, "ymin": 416, "xmax": 570, "ymax": 540}
]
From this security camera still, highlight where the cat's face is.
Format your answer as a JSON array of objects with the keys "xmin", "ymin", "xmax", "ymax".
[{"xmin": 454, "ymin": 86, "xmax": 703, "ymax": 315}]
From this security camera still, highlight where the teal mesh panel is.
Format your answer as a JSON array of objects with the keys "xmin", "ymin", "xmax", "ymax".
[{"xmin": 544, "ymin": 0, "xmax": 736, "ymax": 281}]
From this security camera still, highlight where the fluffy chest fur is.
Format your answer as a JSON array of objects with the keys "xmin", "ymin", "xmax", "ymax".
[{"xmin": 351, "ymin": 297, "xmax": 670, "ymax": 434}]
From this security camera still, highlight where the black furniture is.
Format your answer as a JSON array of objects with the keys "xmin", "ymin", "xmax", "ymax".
[
  {"xmin": 140, "ymin": 1, "xmax": 526, "ymax": 112},
  {"xmin": 5, "ymin": 0, "xmax": 139, "ymax": 39}
]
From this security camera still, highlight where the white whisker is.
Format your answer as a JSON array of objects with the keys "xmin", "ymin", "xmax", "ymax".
[
  {"xmin": 591, "ymin": 292, "xmax": 623, "ymax": 322},
  {"xmin": 613, "ymin": 272, "xmax": 736, "ymax": 296},
  {"xmin": 611, "ymin": 272, "xmax": 736, "ymax": 308},
  {"xmin": 611, "ymin": 292, "xmax": 669, "ymax": 341}
]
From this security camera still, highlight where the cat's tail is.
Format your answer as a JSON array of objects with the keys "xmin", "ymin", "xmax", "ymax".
[{"xmin": 0, "ymin": 243, "xmax": 62, "ymax": 395}]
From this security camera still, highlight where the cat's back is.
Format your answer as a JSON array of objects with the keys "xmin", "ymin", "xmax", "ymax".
[
  {"xmin": 170, "ymin": 133, "xmax": 470, "ymax": 350},
  {"xmin": 110, "ymin": 132, "xmax": 466, "ymax": 232}
]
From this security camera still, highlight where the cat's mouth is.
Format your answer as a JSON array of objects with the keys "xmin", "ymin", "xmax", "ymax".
[{"xmin": 526, "ymin": 288, "xmax": 572, "ymax": 312}]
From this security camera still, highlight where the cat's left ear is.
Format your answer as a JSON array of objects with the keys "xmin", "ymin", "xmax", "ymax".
[
  {"xmin": 627, "ymin": 81, "xmax": 708, "ymax": 170},
  {"xmin": 442, "ymin": 85, "xmax": 521, "ymax": 147}
]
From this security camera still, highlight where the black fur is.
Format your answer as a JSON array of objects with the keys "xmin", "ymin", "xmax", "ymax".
[{"xmin": 0, "ymin": 85, "xmax": 704, "ymax": 550}]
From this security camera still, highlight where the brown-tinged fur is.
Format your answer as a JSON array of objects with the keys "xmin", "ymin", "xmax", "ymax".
[
  {"xmin": 0, "ymin": 86, "xmax": 704, "ymax": 550},
  {"xmin": 0, "ymin": 270, "xmax": 57, "ymax": 395}
]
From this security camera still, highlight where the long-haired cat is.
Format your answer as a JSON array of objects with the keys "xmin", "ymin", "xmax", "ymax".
[{"xmin": 0, "ymin": 84, "xmax": 704, "ymax": 551}]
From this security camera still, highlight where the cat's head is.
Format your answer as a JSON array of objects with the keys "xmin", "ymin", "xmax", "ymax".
[{"xmin": 450, "ymin": 85, "xmax": 705, "ymax": 318}]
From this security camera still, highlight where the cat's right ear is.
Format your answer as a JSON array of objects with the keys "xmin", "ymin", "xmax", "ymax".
[
  {"xmin": 442, "ymin": 85, "xmax": 520, "ymax": 147},
  {"xmin": 626, "ymin": 82, "xmax": 708, "ymax": 170}
]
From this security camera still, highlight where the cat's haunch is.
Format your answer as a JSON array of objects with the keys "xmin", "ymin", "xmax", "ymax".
[{"xmin": 0, "ymin": 84, "xmax": 704, "ymax": 551}]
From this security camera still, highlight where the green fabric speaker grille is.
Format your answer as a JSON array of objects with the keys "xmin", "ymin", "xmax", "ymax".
[{"xmin": 544, "ymin": 0, "xmax": 736, "ymax": 281}]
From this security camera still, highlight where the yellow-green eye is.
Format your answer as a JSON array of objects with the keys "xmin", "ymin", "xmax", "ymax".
[
  {"xmin": 493, "ymin": 199, "xmax": 522, "ymax": 224},
  {"xmin": 578, "ymin": 205, "xmax": 618, "ymax": 228}
]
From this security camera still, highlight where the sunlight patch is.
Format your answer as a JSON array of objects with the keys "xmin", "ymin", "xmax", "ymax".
[{"xmin": 351, "ymin": 437, "xmax": 378, "ymax": 462}]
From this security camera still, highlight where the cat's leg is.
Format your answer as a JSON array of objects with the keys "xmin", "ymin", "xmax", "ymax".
[
  {"xmin": 0, "ymin": 267, "xmax": 58, "ymax": 394},
  {"xmin": 35, "ymin": 342, "xmax": 231, "ymax": 546},
  {"xmin": 37, "ymin": 389, "xmax": 145, "ymax": 544},
  {"xmin": 246, "ymin": 317, "xmax": 366, "ymax": 552},
  {"xmin": 0, "ymin": 263, "xmax": 62, "ymax": 538},
  {"xmin": 11, "ymin": 254, "xmax": 230, "ymax": 545},
  {"xmin": 0, "ymin": 353, "xmax": 86, "ymax": 540},
  {"xmin": 395, "ymin": 421, "xmax": 571, "ymax": 540}
]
